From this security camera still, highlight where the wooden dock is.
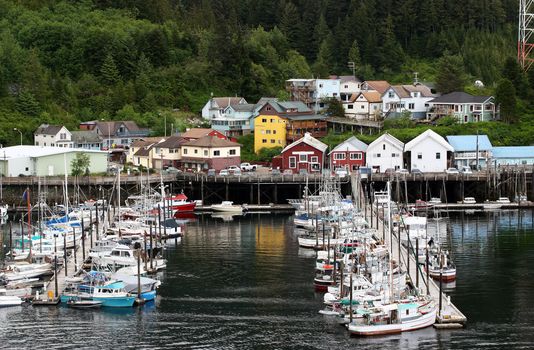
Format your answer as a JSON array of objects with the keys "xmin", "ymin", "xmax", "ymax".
[{"xmin": 370, "ymin": 204, "xmax": 467, "ymax": 326}]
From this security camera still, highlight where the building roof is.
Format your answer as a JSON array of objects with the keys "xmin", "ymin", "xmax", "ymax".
[
  {"xmin": 364, "ymin": 80, "xmax": 391, "ymax": 94},
  {"xmin": 492, "ymin": 146, "xmax": 534, "ymax": 159},
  {"xmin": 130, "ymin": 137, "xmax": 165, "ymax": 148},
  {"xmin": 211, "ymin": 97, "xmax": 246, "ymax": 109},
  {"xmin": 85, "ymin": 120, "xmax": 146, "ymax": 137},
  {"xmin": 429, "ymin": 92, "xmax": 492, "ymax": 104},
  {"xmin": 329, "ymin": 136, "xmax": 368, "ymax": 154},
  {"xmin": 183, "ymin": 135, "xmax": 240, "ymax": 148},
  {"xmin": 359, "ymin": 91, "xmax": 382, "ymax": 103},
  {"xmin": 35, "ymin": 124, "xmax": 65, "ymax": 136},
  {"xmin": 181, "ymin": 128, "xmax": 219, "ymax": 139},
  {"xmin": 231, "ymin": 103, "xmax": 256, "ymax": 112},
  {"xmin": 446, "ymin": 135, "xmax": 493, "ymax": 152},
  {"xmin": 156, "ymin": 135, "xmax": 187, "ymax": 148},
  {"xmin": 402, "ymin": 84, "xmax": 435, "ymax": 97},
  {"xmin": 282, "ymin": 132, "xmax": 328, "ymax": 153},
  {"xmin": 71, "ymin": 130, "xmax": 103, "ymax": 143},
  {"xmin": 0, "ymin": 146, "xmax": 105, "ymax": 159},
  {"xmin": 405, "ymin": 129, "xmax": 454, "ymax": 152},
  {"xmin": 368, "ymin": 132, "xmax": 404, "ymax": 150}
]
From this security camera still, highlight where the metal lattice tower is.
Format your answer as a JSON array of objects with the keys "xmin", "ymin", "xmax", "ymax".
[{"xmin": 518, "ymin": 0, "xmax": 534, "ymax": 70}]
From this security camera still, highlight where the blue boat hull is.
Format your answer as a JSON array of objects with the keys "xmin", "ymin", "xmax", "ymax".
[
  {"xmin": 140, "ymin": 290, "xmax": 156, "ymax": 301},
  {"xmin": 61, "ymin": 294, "xmax": 136, "ymax": 308}
]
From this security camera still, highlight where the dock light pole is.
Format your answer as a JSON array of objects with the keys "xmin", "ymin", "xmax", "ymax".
[{"xmin": 13, "ymin": 128, "xmax": 22, "ymax": 145}]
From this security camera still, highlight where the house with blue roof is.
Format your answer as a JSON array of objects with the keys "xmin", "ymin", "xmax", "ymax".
[
  {"xmin": 492, "ymin": 146, "xmax": 534, "ymax": 166},
  {"xmin": 446, "ymin": 135, "xmax": 493, "ymax": 169}
]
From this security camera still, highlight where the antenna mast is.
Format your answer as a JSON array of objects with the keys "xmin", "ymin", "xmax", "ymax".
[{"xmin": 518, "ymin": 0, "xmax": 534, "ymax": 71}]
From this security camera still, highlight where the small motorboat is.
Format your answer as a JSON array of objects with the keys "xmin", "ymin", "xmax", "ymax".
[
  {"xmin": 67, "ymin": 300, "xmax": 103, "ymax": 309},
  {"xmin": 0, "ymin": 295, "xmax": 23, "ymax": 307},
  {"xmin": 210, "ymin": 201, "xmax": 246, "ymax": 214}
]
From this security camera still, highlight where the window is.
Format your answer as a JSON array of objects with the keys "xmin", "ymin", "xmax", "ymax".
[
  {"xmin": 271, "ymin": 139, "xmax": 275, "ymax": 143},
  {"xmin": 270, "ymin": 119, "xmax": 274, "ymax": 123},
  {"xmin": 311, "ymin": 156, "xmax": 318, "ymax": 163},
  {"xmin": 51, "ymin": 143, "xmax": 55, "ymax": 147},
  {"xmin": 183, "ymin": 149, "xmax": 188, "ymax": 154},
  {"xmin": 262, "ymin": 118, "xmax": 267, "ymax": 123},
  {"xmin": 262, "ymin": 139, "xmax": 267, "ymax": 143},
  {"xmin": 436, "ymin": 152, "xmax": 441, "ymax": 159},
  {"xmin": 334, "ymin": 153, "xmax": 346, "ymax": 160},
  {"xmin": 213, "ymin": 150, "xmax": 220, "ymax": 156},
  {"xmin": 408, "ymin": 103, "xmax": 415, "ymax": 110},
  {"xmin": 319, "ymin": 84, "xmax": 323, "ymax": 88},
  {"xmin": 60, "ymin": 133, "xmax": 66, "ymax": 140},
  {"xmin": 391, "ymin": 153, "xmax": 397, "ymax": 158},
  {"xmin": 319, "ymin": 103, "xmax": 324, "ymax": 108},
  {"xmin": 348, "ymin": 105, "xmax": 354, "ymax": 109},
  {"xmin": 289, "ymin": 156, "xmax": 296, "ymax": 168},
  {"xmin": 417, "ymin": 153, "xmax": 422, "ymax": 159},
  {"xmin": 266, "ymin": 107, "xmax": 271, "ymax": 111},
  {"xmin": 350, "ymin": 153, "xmax": 362, "ymax": 160},
  {"xmin": 333, "ymin": 93, "xmax": 338, "ymax": 97},
  {"xmin": 299, "ymin": 154, "xmax": 308, "ymax": 162},
  {"xmin": 388, "ymin": 91, "xmax": 394, "ymax": 98},
  {"xmin": 25, "ymin": 167, "xmax": 29, "ymax": 171},
  {"xmin": 344, "ymin": 85, "xmax": 348, "ymax": 88},
  {"xmin": 36, "ymin": 142, "xmax": 39, "ymax": 146},
  {"xmin": 273, "ymin": 130, "xmax": 276, "ymax": 134},
  {"xmin": 266, "ymin": 130, "xmax": 271, "ymax": 134},
  {"xmin": 375, "ymin": 153, "xmax": 381, "ymax": 158},
  {"xmin": 194, "ymin": 149, "xmax": 198, "ymax": 154},
  {"xmin": 361, "ymin": 105, "xmax": 364, "ymax": 109},
  {"xmin": 383, "ymin": 144, "xmax": 386, "ymax": 150},
  {"xmin": 204, "ymin": 150, "xmax": 208, "ymax": 156}
]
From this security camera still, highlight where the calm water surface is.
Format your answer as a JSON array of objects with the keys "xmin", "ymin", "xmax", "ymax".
[{"xmin": 0, "ymin": 210, "xmax": 533, "ymax": 349}]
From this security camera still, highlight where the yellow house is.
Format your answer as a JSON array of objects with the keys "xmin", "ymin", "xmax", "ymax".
[{"xmin": 254, "ymin": 114, "xmax": 287, "ymax": 153}]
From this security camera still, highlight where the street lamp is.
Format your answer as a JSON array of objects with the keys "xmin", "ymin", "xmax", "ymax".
[{"xmin": 13, "ymin": 128, "xmax": 22, "ymax": 145}]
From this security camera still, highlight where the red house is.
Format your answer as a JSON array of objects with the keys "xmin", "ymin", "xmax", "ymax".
[
  {"xmin": 328, "ymin": 136, "xmax": 368, "ymax": 172},
  {"xmin": 275, "ymin": 133, "xmax": 328, "ymax": 173}
]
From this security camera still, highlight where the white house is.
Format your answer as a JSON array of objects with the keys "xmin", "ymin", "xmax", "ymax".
[
  {"xmin": 366, "ymin": 133, "xmax": 404, "ymax": 172},
  {"xmin": 339, "ymin": 75, "xmax": 362, "ymax": 103},
  {"xmin": 34, "ymin": 124, "xmax": 73, "ymax": 148},
  {"xmin": 201, "ymin": 97, "xmax": 248, "ymax": 120},
  {"xmin": 405, "ymin": 129, "xmax": 454, "ymax": 172},
  {"xmin": 344, "ymin": 92, "xmax": 382, "ymax": 120},
  {"xmin": 381, "ymin": 84, "xmax": 436, "ymax": 119}
]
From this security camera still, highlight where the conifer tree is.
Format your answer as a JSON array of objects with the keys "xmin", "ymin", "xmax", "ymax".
[{"xmin": 100, "ymin": 53, "xmax": 120, "ymax": 86}]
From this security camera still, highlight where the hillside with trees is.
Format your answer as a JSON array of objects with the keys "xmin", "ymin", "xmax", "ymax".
[{"xmin": 0, "ymin": 0, "xmax": 531, "ymax": 146}]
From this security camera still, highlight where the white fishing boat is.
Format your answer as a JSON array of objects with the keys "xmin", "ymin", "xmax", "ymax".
[
  {"xmin": 92, "ymin": 244, "xmax": 166, "ymax": 272},
  {"xmin": 210, "ymin": 201, "xmax": 246, "ymax": 214},
  {"xmin": 347, "ymin": 299, "xmax": 437, "ymax": 336},
  {"xmin": 0, "ymin": 294, "xmax": 23, "ymax": 307},
  {"xmin": 0, "ymin": 263, "xmax": 53, "ymax": 282}
]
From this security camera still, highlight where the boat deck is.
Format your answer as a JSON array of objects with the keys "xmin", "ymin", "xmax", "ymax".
[{"xmin": 372, "ymin": 205, "xmax": 467, "ymax": 325}]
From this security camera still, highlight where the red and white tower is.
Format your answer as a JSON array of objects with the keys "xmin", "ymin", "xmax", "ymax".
[{"xmin": 518, "ymin": 0, "xmax": 534, "ymax": 70}]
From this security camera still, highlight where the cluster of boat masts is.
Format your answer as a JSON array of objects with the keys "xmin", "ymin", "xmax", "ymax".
[
  {"xmin": 288, "ymin": 180, "xmax": 457, "ymax": 336},
  {"xmin": 0, "ymin": 181, "xmax": 208, "ymax": 309}
]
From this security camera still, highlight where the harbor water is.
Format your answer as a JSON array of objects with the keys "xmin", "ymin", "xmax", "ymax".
[{"xmin": 0, "ymin": 210, "xmax": 533, "ymax": 349}]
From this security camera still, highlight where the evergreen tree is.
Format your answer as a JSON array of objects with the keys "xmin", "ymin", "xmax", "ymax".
[
  {"xmin": 502, "ymin": 57, "xmax": 528, "ymax": 98},
  {"xmin": 347, "ymin": 40, "xmax": 362, "ymax": 75},
  {"xmin": 495, "ymin": 78, "xmax": 517, "ymax": 123},
  {"xmin": 324, "ymin": 97, "xmax": 345, "ymax": 118},
  {"xmin": 436, "ymin": 54, "xmax": 466, "ymax": 93},
  {"xmin": 100, "ymin": 53, "xmax": 120, "ymax": 85},
  {"xmin": 313, "ymin": 34, "xmax": 335, "ymax": 78},
  {"xmin": 279, "ymin": 1, "xmax": 300, "ymax": 49},
  {"xmin": 16, "ymin": 91, "xmax": 40, "ymax": 116}
]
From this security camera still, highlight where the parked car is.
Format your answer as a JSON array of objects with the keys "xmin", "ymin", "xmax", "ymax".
[
  {"xmin": 334, "ymin": 167, "xmax": 348, "ymax": 178},
  {"xmin": 240, "ymin": 162, "xmax": 257, "ymax": 171},
  {"xmin": 233, "ymin": 169, "xmax": 242, "ymax": 176},
  {"xmin": 164, "ymin": 166, "xmax": 181, "ymax": 174},
  {"xmin": 411, "ymin": 168, "xmax": 423, "ymax": 176},
  {"xmin": 227, "ymin": 165, "xmax": 240, "ymax": 173},
  {"xmin": 496, "ymin": 197, "xmax": 511, "ymax": 204},
  {"xmin": 271, "ymin": 168, "xmax": 281, "ymax": 176},
  {"xmin": 207, "ymin": 169, "xmax": 216, "ymax": 176},
  {"xmin": 219, "ymin": 169, "xmax": 229, "ymax": 176},
  {"xmin": 445, "ymin": 167, "xmax": 459, "ymax": 174},
  {"xmin": 299, "ymin": 169, "xmax": 308, "ymax": 176},
  {"xmin": 396, "ymin": 168, "xmax": 409, "ymax": 174},
  {"xmin": 384, "ymin": 168, "xmax": 395, "ymax": 175},
  {"xmin": 460, "ymin": 166, "xmax": 472, "ymax": 174},
  {"xmin": 282, "ymin": 169, "xmax": 293, "ymax": 175}
]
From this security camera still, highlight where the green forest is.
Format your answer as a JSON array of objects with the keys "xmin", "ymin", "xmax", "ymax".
[{"xmin": 0, "ymin": 0, "xmax": 532, "ymax": 147}]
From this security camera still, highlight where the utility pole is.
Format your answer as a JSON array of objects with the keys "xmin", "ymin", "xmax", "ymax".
[{"xmin": 347, "ymin": 62, "xmax": 356, "ymax": 77}]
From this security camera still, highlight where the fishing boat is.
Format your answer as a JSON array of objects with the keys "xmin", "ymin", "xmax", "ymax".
[
  {"xmin": 211, "ymin": 201, "xmax": 246, "ymax": 214},
  {"xmin": 427, "ymin": 251, "xmax": 456, "ymax": 282},
  {"xmin": 62, "ymin": 280, "xmax": 136, "ymax": 308},
  {"xmin": 0, "ymin": 263, "xmax": 53, "ymax": 282},
  {"xmin": 347, "ymin": 299, "xmax": 437, "ymax": 336}
]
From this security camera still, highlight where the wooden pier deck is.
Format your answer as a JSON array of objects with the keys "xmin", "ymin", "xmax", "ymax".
[{"xmin": 371, "ymin": 205, "xmax": 467, "ymax": 326}]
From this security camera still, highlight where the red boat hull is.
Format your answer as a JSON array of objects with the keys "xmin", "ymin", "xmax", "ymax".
[{"xmin": 170, "ymin": 202, "xmax": 196, "ymax": 213}]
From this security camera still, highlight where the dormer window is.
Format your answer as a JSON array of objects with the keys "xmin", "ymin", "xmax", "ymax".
[{"xmin": 388, "ymin": 91, "xmax": 394, "ymax": 98}]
